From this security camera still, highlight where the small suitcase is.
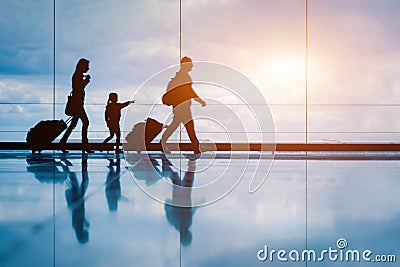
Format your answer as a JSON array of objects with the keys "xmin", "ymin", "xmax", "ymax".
[
  {"xmin": 26, "ymin": 118, "xmax": 71, "ymax": 153},
  {"xmin": 124, "ymin": 118, "xmax": 163, "ymax": 153}
]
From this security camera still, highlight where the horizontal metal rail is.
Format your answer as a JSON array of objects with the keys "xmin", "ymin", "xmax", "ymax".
[{"xmin": 1, "ymin": 142, "xmax": 400, "ymax": 152}]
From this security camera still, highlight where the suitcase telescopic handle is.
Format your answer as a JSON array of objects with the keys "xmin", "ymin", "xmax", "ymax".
[{"xmin": 65, "ymin": 116, "xmax": 73, "ymax": 124}]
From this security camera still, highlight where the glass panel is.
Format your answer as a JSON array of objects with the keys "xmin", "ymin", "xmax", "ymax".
[
  {"xmin": 56, "ymin": 0, "xmax": 179, "ymax": 140},
  {"xmin": 307, "ymin": 160, "xmax": 400, "ymax": 266},
  {"xmin": 308, "ymin": 0, "xmax": 400, "ymax": 142},
  {"xmin": 0, "ymin": 0, "xmax": 54, "ymax": 142},
  {"xmin": 181, "ymin": 0, "xmax": 306, "ymax": 143},
  {"xmin": 308, "ymin": 106, "xmax": 400, "ymax": 142},
  {"xmin": 1, "ymin": 1, "xmax": 399, "ymax": 266}
]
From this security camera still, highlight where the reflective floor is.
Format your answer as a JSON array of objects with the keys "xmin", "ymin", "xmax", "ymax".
[{"xmin": 0, "ymin": 151, "xmax": 399, "ymax": 267}]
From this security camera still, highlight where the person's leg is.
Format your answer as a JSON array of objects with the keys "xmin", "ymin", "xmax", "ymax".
[
  {"xmin": 80, "ymin": 109, "xmax": 93, "ymax": 153},
  {"xmin": 60, "ymin": 117, "xmax": 78, "ymax": 153},
  {"xmin": 103, "ymin": 128, "xmax": 114, "ymax": 144},
  {"xmin": 180, "ymin": 107, "xmax": 200, "ymax": 154},
  {"xmin": 160, "ymin": 114, "xmax": 181, "ymax": 153},
  {"xmin": 102, "ymin": 135, "xmax": 114, "ymax": 143},
  {"xmin": 161, "ymin": 118, "xmax": 180, "ymax": 142},
  {"xmin": 115, "ymin": 127, "xmax": 121, "ymax": 153},
  {"xmin": 184, "ymin": 119, "xmax": 200, "ymax": 154},
  {"xmin": 81, "ymin": 109, "xmax": 89, "ymax": 145},
  {"xmin": 60, "ymin": 117, "xmax": 78, "ymax": 144}
]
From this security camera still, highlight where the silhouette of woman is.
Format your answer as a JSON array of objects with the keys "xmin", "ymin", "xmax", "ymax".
[
  {"xmin": 65, "ymin": 157, "xmax": 90, "ymax": 244},
  {"xmin": 60, "ymin": 58, "xmax": 93, "ymax": 153}
]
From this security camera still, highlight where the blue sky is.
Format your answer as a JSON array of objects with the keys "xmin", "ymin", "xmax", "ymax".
[{"xmin": 0, "ymin": 0, "xmax": 399, "ymax": 142}]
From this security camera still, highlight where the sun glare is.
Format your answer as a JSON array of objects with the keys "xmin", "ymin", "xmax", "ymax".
[
  {"xmin": 251, "ymin": 56, "xmax": 306, "ymax": 100},
  {"xmin": 269, "ymin": 58, "xmax": 304, "ymax": 83}
]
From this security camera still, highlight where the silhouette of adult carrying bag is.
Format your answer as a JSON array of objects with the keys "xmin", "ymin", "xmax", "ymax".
[
  {"xmin": 26, "ymin": 117, "xmax": 72, "ymax": 153},
  {"xmin": 161, "ymin": 57, "xmax": 206, "ymax": 155}
]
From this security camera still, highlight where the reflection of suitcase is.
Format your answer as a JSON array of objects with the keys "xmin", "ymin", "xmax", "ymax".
[
  {"xmin": 125, "ymin": 118, "xmax": 163, "ymax": 153},
  {"xmin": 26, "ymin": 118, "xmax": 71, "ymax": 153},
  {"xmin": 26, "ymin": 158, "xmax": 68, "ymax": 184}
]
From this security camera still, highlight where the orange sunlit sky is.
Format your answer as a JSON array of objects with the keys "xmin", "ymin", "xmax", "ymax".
[{"xmin": 0, "ymin": 0, "xmax": 399, "ymax": 142}]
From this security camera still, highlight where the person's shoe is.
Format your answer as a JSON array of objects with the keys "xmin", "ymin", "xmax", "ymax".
[
  {"xmin": 82, "ymin": 144, "xmax": 94, "ymax": 153},
  {"xmin": 192, "ymin": 153, "xmax": 201, "ymax": 160},
  {"xmin": 163, "ymin": 147, "xmax": 171, "ymax": 154},
  {"xmin": 184, "ymin": 153, "xmax": 201, "ymax": 161},
  {"xmin": 194, "ymin": 144, "xmax": 201, "ymax": 154},
  {"xmin": 64, "ymin": 160, "xmax": 73, "ymax": 166},
  {"xmin": 59, "ymin": 140, "xmax": 68, "ymax": 154},
  {"xmin": 160, "ymin": 141, "xmax": 171, "ymax": 154}
]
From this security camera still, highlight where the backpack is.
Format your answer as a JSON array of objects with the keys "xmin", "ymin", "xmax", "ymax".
[
  {"xmin": 162, "ymin": 77, "xmax": 177, "ymax": 106},
  {"xmin": 162, "ymin": 74, "xmax": 187, "ymax": 106}
]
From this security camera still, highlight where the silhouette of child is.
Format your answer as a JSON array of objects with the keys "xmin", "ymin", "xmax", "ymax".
[{"xmin": 103, "ymin": 92, "xmax": 134, "ymax": 153}]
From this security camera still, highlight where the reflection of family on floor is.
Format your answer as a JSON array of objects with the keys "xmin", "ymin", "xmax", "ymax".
[
  {"xmin": 60, "ymin": 56, "xmax": 206, "ymax": 156},
  {"xmin": 64, "ymin": 157, "xmax": 90, "ymax": 244},
  {"xmin": 163, "ymin": 157, "xmax": 197, "ymax": 246},
  {"xmin": 128, "ymin": 154, "xmax": 197, "ymax": 246},
  {"xmin": 27, "ymin": 144, "xmax": 198, "ymax": 245},
  {"xmin": 47, "ymin": 153, "xmax": 197, "ymax": 245}
]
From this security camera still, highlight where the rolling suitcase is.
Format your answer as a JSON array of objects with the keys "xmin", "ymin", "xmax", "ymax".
[
  {"xmin": 124, "ymin": 118, "xmax": 163, "ymax": 153},
  {"xmin": 26, "ymin": 117, "xmax": 72, "ymax": 153}
]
